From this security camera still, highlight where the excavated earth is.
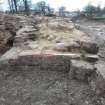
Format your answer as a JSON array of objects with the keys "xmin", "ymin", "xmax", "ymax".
[{"xmin": 0, "ymin": 13, "xmax": 105, "ymax": 105}]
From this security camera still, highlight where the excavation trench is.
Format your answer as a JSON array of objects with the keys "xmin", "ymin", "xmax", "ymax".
[
  {"xmin": 0, "ymin": 14, "xmax": 105, "ymax": 105},
  {"xmin": 0, "ymin": 52, "xmax": 104, "ymax": 105}
]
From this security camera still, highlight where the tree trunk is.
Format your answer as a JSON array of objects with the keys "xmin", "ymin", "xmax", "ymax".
[
  {"xmin": 13, "ymin": 0, "xmax": 17, "ymax": 13},
  {"xmin": 8, "ymin": 0, "xmax": 12, "ymax": 12},
  {"xmin": 23, "ymin": 0, "xmax": 29, "ymax": 15}
]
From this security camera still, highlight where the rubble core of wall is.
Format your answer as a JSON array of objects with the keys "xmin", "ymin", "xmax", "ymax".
[{"xmin": 0, "ymin": 13, "xmax": 99, "ymax": 55}]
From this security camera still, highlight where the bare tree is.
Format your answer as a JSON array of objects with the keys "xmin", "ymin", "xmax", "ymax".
[
  {"xmin": 36, "ymin": 1, "xmax": 46, "ymax": 14},
  {"xmin": 8, "ymin": 0, "xmax": 17, "ymax": 13},
  {"xmin": 23, "ymin": 0, "xmax": 31, "ymax": 15},
  {"xmin": 13, "ymin": 0, "xmax": 18, "ymax": 12},
  {"xmin": 8, "ymin": 0, "xmax": 12, "ymax": 12},
  {"xmin": 8, "ymin": 0, "xmax": 30, "ymax": 13},
  {"xmin": 35, "ymin": 1, "xmax": 52, "ymax": 15},
  {"xmin": 59, "ymin": 6, "xmax": 66, "ymax": 17}
]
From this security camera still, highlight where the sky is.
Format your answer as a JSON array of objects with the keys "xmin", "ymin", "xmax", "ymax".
[
  {"xmin": 1, "ymin": 0, "xmax": 105, "ymax": 11},
  {"xmin": 32, "ymin": 0, "xmax": 105, "ymax": 11}
]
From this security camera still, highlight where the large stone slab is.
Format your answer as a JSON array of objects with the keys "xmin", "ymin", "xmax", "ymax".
[{"xmin": 69, "ymin": 60, "xmax": 96, "ymax": 82}]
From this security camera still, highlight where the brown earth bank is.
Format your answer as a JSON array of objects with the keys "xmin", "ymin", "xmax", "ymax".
[{"xmin": 0, "ymin": 13, "xmax": 105, "ymax": 105}]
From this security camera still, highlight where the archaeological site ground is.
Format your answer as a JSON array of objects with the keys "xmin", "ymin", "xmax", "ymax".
[{"xmin": 0, "ymin": 13, "xmax": 105, "ymax": 105}]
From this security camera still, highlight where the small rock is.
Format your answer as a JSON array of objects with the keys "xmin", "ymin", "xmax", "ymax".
[
  {"xmin": 75, "ymin": 24, "xmax": 80, "ymax": 30},
  {"xmin": 81, "ymin": 41, "xmax": 99, "ymax": 54},
  {"xmin": 53, "ymin": 43, "xmax": 68, "ymax": 52},
  {"xmin": 47, "ymin": 35, "xmax": 56, "ymax": 41},
  {"xmin": 83, "ymin": 54, "xmax": 99, "ymax": 62},
  {"xmin": 55, "ymin": 37, "xmax": 62, "ymax": 43},
  {"xmin": 67, "ymin": 41, "xmax": 80, "ymax": 52}
]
